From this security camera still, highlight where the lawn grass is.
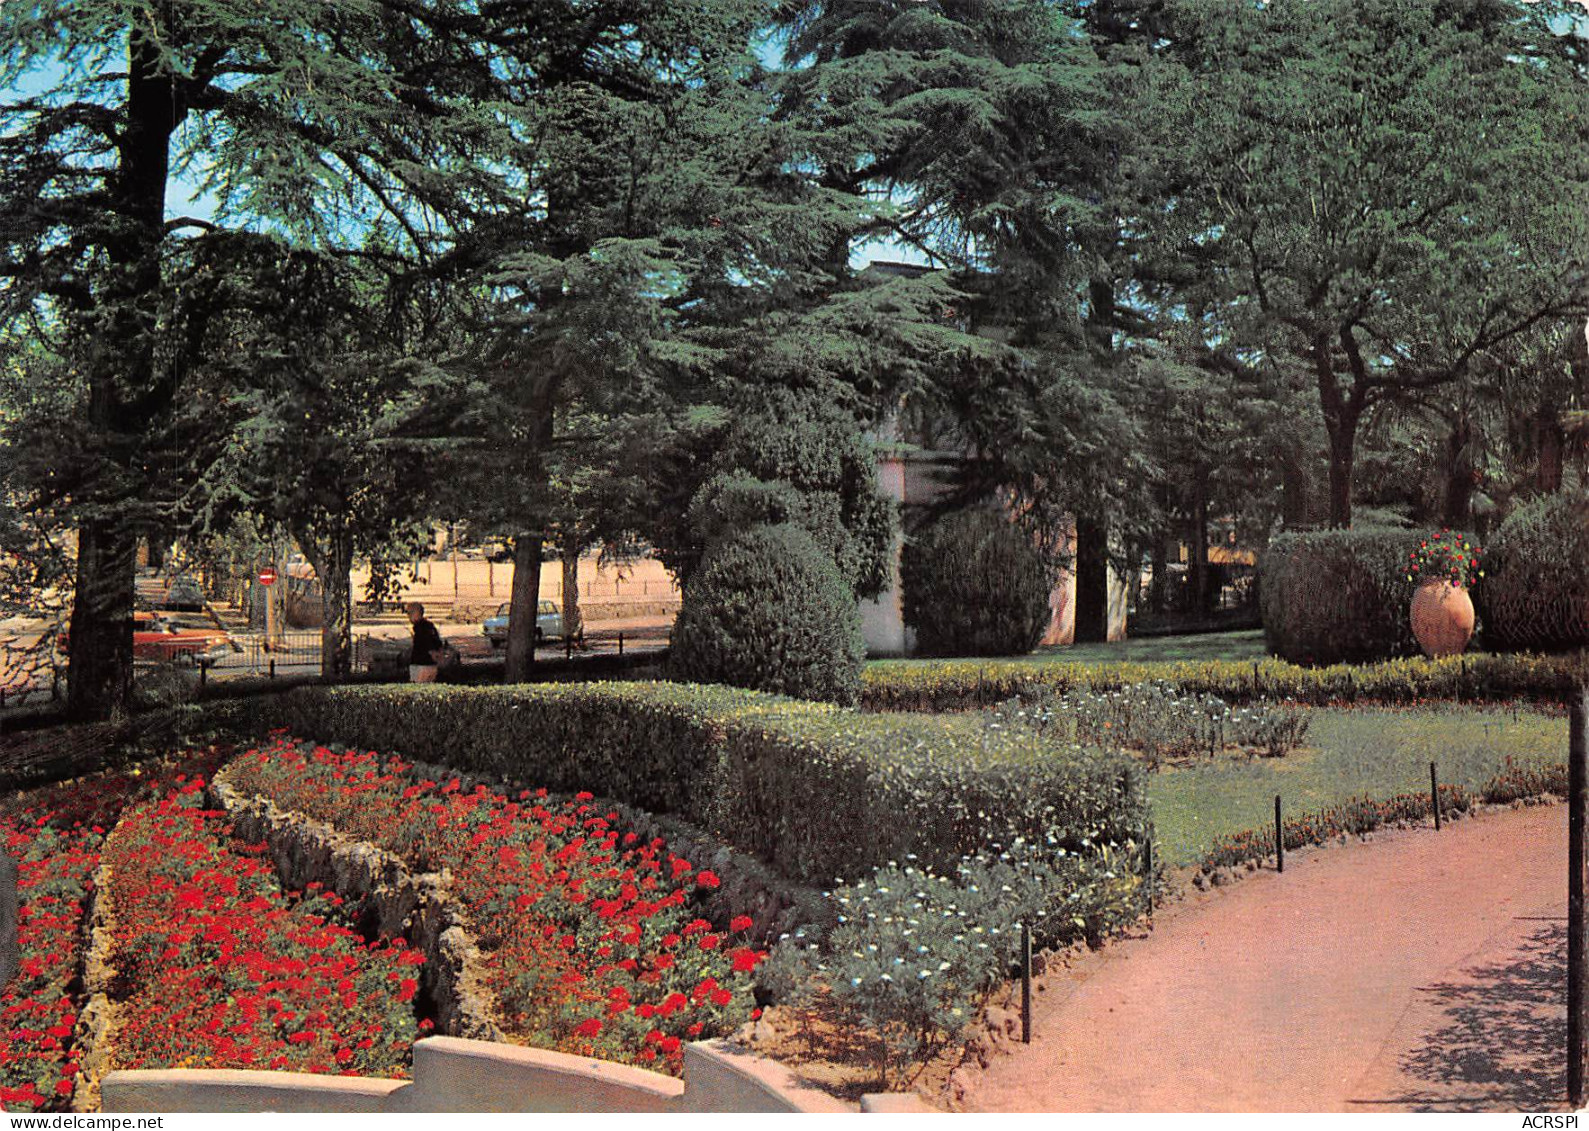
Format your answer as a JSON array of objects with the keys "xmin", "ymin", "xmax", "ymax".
[
  {"xmin": 866, "ymin": 629, "xmax": 1271, "ymax": 670},
  {"xmin": 1147, "ymin": 704, "xmax": 1566, "ymax": 866},
  {"xmin": 1040, "ymin": 629, "xmax": 1270, "ymax": 666}
]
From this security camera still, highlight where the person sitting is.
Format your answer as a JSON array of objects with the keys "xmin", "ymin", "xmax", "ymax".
[{"xmin": 406, "ymin": 601, "xmax": 445, "ymax": 684}]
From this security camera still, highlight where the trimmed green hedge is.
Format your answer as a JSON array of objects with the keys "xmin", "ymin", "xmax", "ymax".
[
  {"xmin": 269, "ymin": 681, "xmax": 1148, "ymax": 887},
  {"xmin": 860, "ymin": 652, "xmax": 1589, "ymax": 713},
  {"xmin": 1260, "ymin": 528, "xmax": 1432, "ymax": 664},
  {"xmin": 1478, "ymin": 491, "xmax": 1589, "ymax": 653}
]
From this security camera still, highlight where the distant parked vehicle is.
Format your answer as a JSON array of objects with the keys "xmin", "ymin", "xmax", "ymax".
[
  {"xmin": 157, "ymin": 576, "xmax": 206, "ymax": 612},
  {"xmin": 483, "ymin": 600, "xmax": 564, "ymax": 647},
  {"xmin": 59, "ymin": 612, "xmax": 230, "ymax": 667}
]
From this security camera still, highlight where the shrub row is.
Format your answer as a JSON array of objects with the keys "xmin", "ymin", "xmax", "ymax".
[
  {"xmin": 258, "ymin": 682, "xmax": 1149, "ymax": 889},
  {"xmin": 1259, "ymin": 496, "xmax": 1589, "ymax": 665},
  {"xmin": 991, "ymin": 682, "xmax": 1311, "ymax": 765},
  {"xmin": 1479, "ymin": 491, "xmax": 1589, "ymax": 653},
  {"xmin": 1199, "ymin": 757, "xmax": 1569, "ymax": 873},
  {"xmin": 860, "ymin": 651, "xmax": 1589, "ymax": 713},
  {"xmin": 1260, "ymin": 528, "xmax": 1436, "ymax": 665}
]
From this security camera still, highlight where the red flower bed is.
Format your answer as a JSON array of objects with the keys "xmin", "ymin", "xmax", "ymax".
[
  {"xmin": 103, "ymin": 777, "xmax": 421, "ymax": 1078},
  {"xmin": 227, "ymin": 737, "xmax": 767, "ymax": 1073},
  {"xmin": 1, "ymin": 756, "xmax": 228, "ymax": 1112},
  {"xmin": 1, "ymin": 817, "xmax": 97, "ymax": 1111}
]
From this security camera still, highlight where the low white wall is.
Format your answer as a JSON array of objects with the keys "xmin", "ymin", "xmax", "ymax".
[
  {"xmin": 678, "ymin": 1041, "xmax": 850, "ymax": 1113},
  {"xmin": 394, "ymin": 1037, "xmax": 682, "ymax": 1113},
  {"xmin": 102, "ymin": 1070, "xmax": 404, "ymax": 1113},
  {"xmin": 101, "ymin": 1036, "xmax": 868, "ymax": 1114}
]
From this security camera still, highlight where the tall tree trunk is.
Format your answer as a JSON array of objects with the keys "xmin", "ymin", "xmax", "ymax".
[
  {"xmin": 1317, "ymin": 330, "xmax": 1368, "ymax": 530},
  {"xmin": 504, "ymin": 534, "xmax": 545, "ymax": 683},
  {"xmin": 1324, "ymin": 411, "xmax": 1360, "ymax": 528},
  {"xmin": 300, "ymin": 523, "xmax": 355, "ymax": 681},
  {"xmin": 504, "ymin": 377, "xmax": 557, "ymax": 683},
  {"xmin": 1072, "ymin": 274, "xmax": 1119, "ymax": 643},
  {"xmin": 561, "ymin": 539, "xmax": 583, "ymax": 642},
  {"xmin": 1280, "ymin": 447, "xmax": 1312, "ymax": 528},
  {"xmin": 1189, "ymin": 465, "xmax": 1210, "ymax": 614},
  {"xmin": 1537, "ymin": 402, "xmax": 1565, "ymax": 494},
  {"xmin": 66, "ymin": 524, "xmax": 137, "ymax": 721},
  {"xmin": 67, "ymin": 19, "xmax": 176, "ymax": 721},
  {"xmin": 1149, "ymin": 535, "xmax": 1168, "ymax": 616},
  {"xmin": 1073, "ymin": 514, "xmax": 1110, "ymax": 643},
  {"xmin": 1442, "ymin": 411, "xmax": 1475, "ymax": 527}
]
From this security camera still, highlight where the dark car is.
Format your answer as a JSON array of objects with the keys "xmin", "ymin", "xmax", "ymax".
[{"xmin": 157, "ymin": 576, "xmax": 207, "ymax": 612}]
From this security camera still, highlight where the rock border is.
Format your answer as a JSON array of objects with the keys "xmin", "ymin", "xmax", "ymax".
[
  {"xmin": 70, "ymin": 838, "xmax": 122, "ymax": 1113},
  {"xmin": 207, "ymin": 764, "xmax": 501, "ymax": 1040}
]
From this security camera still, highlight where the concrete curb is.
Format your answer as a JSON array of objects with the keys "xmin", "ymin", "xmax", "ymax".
[{"xmin": 103, "ymin": 1036, "xmax": 868, "ymax": 1113}]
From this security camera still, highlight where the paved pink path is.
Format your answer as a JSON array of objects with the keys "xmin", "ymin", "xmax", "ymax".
[{"xmin": 965, "ymin": 805, "xmax": 1571, "ymax": 1113}]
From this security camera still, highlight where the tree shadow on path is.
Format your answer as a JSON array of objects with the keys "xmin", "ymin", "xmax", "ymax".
[{"xmin": 1371, "ymin": 920, "xmax": 1566, "ymax": 1112}]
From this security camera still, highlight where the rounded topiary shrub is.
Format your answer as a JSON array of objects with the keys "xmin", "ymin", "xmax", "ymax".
[
  {"xmin": 669, "ymin": 522, "xmax": 865, "ymax": 705},
  {"xmin": 1260, "ymin": 528, "xmax": 1428, "ymax": 665},
  {"xmin": 1476, "ymin": 491, "xmax": 1589, "ymax": 653},
  {"xmin": 900, "ymin": 508, "xmax": 1056, "ymax": 657}
]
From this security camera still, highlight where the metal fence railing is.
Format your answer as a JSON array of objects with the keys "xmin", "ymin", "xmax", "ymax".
[
  {"xmin": 1, "ymin": 622, "xmax": 672, "ymax": 723},
  {"xmin": 201, "ymin": 631, "xmax": 324, "ymax": 678}
]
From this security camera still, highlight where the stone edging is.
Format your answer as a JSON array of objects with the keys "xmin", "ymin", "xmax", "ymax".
[
  {"xmin": 207, "ymin": 765, "xmax": 501, "ymax": 1040},
  {"xmin": 70, "ymin": 838, "xmax": 122, "ymax": 1113}
]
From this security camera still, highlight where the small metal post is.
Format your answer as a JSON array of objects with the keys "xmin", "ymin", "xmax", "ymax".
[
  {"xmin": 1275, "ymin": 795, "xmax": 1284, "ymax": 873},
  {"xmin": 198, "ymin": 663, "xmax": 207, "ymax": 691},
  {"xmin": 1430, "ymin": 761, "xmax": 1441, "ymax": 831},
  {"xmin": 618, "ymin": 632, "xmax": 624, "ymax": 656},
  {"xmin": 1021, "ymin": 921, "xmax": 1032, "ymax": 1044},
  {"xmin": 1569, "ymin": 689, "xmax": 1587, "ymax": 1108},
  {"xmin": 1144, "ymin": 838, "xmax": 1155, "ymax": 918},
  {"xmin": 268, "ymin": 658, "xmax": 276, "ymax": 680}
]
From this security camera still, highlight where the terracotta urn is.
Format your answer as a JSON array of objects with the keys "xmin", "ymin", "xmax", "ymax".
[{"xmin": 1410, "ymin": 580, "xmax": 1475, "ymax": 658}]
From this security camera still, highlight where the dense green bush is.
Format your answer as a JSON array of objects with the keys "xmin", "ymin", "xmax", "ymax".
[
  {"xmin": 900, "ymin": 508, "xmax": 1056, "ymax": 657},
  {"xmin": 1260, "ymin": 528, "xmax": 1434, "ymax": 664},
  {"xmin": 268, "ymin": 681, "xmax": 1150, "ymax": 888},
  {"xmin": 669, "ymin": 522, "xmax": 865, "ymax": 706},
  {"xmin": 645, "ymin": 386, "xmax": 898, "ymax": 600},
  {"xmin": 1478, "ymin": 491, "xmax": 1589, "ymax": 653},
  {"xmin": 860, "ymin": 651, "xmax": 1589, "ymax": 712}
]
